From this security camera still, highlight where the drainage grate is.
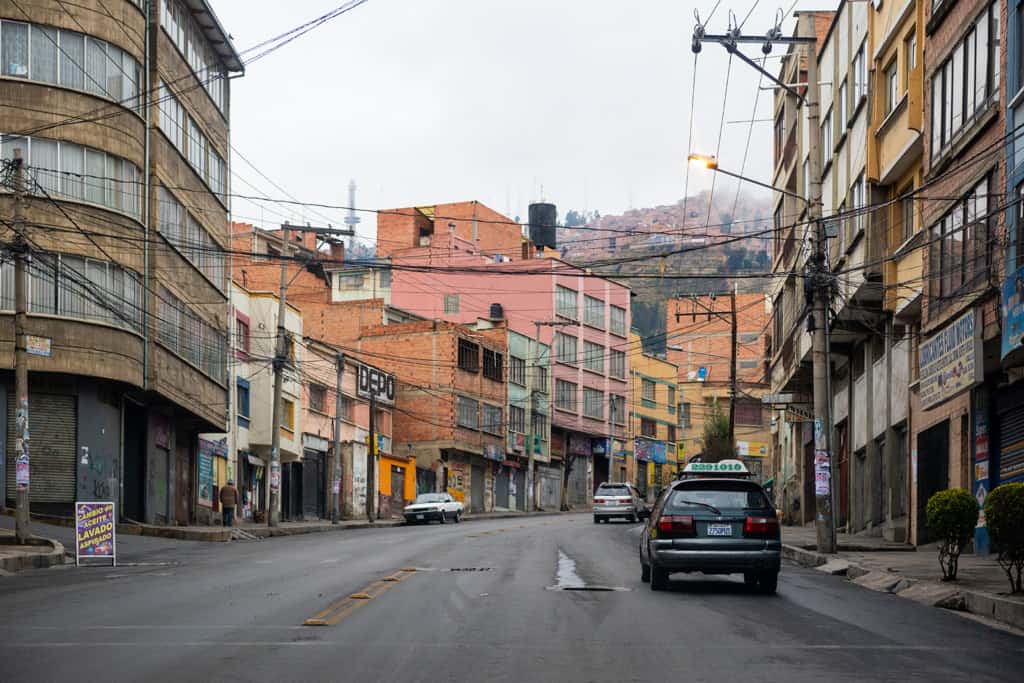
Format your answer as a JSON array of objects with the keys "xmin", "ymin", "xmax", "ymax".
[{"xmin": 449, "ymin": 567, "xmax": 493, "ymax": 572}]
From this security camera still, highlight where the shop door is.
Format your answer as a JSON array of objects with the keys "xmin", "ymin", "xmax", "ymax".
[
  {"xmin": 495, "ymin": 466, "xmax": 509, "ymax": 508},
  {"xmin": 470, "ymin": 464, "xmax": 485, "ymax": 512},
  {"xmin": 593, "ymin": 455, "xmax": 608, "ymax": 492},
  {"xmin": 389, "ymin": 466, "xmax": 405, "ymax": 516},
  {"xmin": 515, "ymin": 469, "xmax": 526, "ymax": 511},
  {"xmin": 174, "ymin": 445, "xmax": 191, "ymax": 525},
  {"xmin": 302, "ymin": 452, "xmax": 323, "ymax": 519},
  {"xmin": 916, "ymin": 421, "xmax": 949, "ymax": 544},
  {"xmin": 122, "ymin": 401, "xmax": 146, "ymax": 522},
  {"xmin": 837, "ymin": 421, "xmax": 849, "ymax": 528}
]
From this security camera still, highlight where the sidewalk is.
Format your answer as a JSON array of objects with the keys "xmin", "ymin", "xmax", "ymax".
[
  {"xmin": 782, "ymin": 525, "xmax": 1024, "ymax": 631},
  {"xmin": 0, "ymin": 530, "xmax": 67, "ymax": 575}
]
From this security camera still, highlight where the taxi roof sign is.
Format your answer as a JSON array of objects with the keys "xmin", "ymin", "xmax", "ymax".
[{"xmin": 683, "ymin": 459, "xmax": 750, "ymax": 475}]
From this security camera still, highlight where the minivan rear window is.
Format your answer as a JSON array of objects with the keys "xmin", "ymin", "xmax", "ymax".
[
  {"xmin": 597, "ymin": 484, "xmax": 630, "ymax": 494},
  {"xmin": 667, "ymin": 482, "xmax": 768, "ymax": 511}
]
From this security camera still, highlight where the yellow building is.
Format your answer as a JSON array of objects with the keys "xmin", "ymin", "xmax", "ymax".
[{"xmin": 627, "ymin": 333, "xmax": 680, "ymax": 500}]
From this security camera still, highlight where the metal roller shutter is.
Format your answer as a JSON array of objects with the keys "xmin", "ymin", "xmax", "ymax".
[
  {"xmin": 5, "ymin": 393, "xmax": 77, "ymax": 503},
  {"xmin": 998, "ymin": 403, "xmax": 1024, "ymax": 482}
]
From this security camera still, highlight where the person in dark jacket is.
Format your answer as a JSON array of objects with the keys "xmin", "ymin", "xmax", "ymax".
[{"xmin": 220, "ymin": 480, "xmax": 238, "ymax": 528}]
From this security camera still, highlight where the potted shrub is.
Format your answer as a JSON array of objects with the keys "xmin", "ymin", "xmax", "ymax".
[
  {"xmin": 925, "ymin": 489, "xmax": 978, "ymax": 581},
  {"xmin": 983, "ymin": 482, "xmax": 1024, "ymax": 594}
]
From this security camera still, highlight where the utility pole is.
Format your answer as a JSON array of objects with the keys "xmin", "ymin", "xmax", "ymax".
[
  {"xmin": 332, "ymin": 352, "xmax": 345, "ymax": 524},
  {"xmin": 268, "ymin": 225, "xmax": 290, "ymax": 527},
  {"xmin": 801, "ymin": 11, "xmax": 836, "ymax": 554},
  {"xmin": 728, "ymin": 288, "xmax": 738, "ymax": 446},
  {"xmin": 11, "ymin": 149, "xmax": 31, "ymax": 543},
  {"xmin": 268, "ymin": 222, "xmax": 353, "ymax": 528},
  {"xmin": 367, "ymin": 393, "xmax": 376, "ymax": 522}
]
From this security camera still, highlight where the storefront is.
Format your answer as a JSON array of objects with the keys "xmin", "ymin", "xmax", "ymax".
[
  {"xmin": 378, "ymin": 453, "xmax": 414, "ymax": 518},
  {"xmin": 237, "ymin": 451, "xmax": 265, "ymax": 522}
]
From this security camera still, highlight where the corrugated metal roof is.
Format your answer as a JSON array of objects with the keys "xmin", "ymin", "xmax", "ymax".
[{"xmin": 183, "ymin": 0, "xmax": 244, "ymax": 73}]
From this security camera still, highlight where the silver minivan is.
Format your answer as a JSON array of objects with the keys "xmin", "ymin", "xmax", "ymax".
[{"xmin": 593, "ymin": 482, "xmax": 646, "ymax": 523}]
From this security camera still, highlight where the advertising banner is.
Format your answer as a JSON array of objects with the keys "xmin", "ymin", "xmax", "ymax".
[
  {"xmin": 75, "ymin": 501, "xmax": 116, "ymax": 566},
  {"xmin": 197, "ymin": 450, "xmax": 215, "ymax": 508},
  {"xmin": 919, "ymin": 309, "xmax": 981, "ymax": 410}
]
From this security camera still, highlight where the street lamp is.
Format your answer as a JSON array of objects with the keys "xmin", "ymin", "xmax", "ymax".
[{"xmin": 687, "ymin": 153, "xmax": 808, "ymax": 207}]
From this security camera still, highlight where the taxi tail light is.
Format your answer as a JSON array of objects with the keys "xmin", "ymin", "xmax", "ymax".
[
  {"xmin": 658, "ymin": 515, "xmax": 695, "ymax": 536},
  {"xmin": 594, "ymin": 497, "xmax": 605, "ymax": 504},
  {"xmin": 744, "ymin": 516, "xmax": 780, "ymax": 538}
]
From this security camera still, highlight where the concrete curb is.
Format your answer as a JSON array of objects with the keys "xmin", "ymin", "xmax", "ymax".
[
  {"xmin": 0, "ymin": 537, "xmax": 67, "ymax": 574},
  {"xmin": 782, "ymin": 543, "xmax": 1024, "ymax": 631}
]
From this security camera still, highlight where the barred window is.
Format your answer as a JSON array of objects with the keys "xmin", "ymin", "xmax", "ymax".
[
  {"xmin": 309, "ymin": 385, "xmax": 326, "ymax": 413},
  {"xmin": 509, "ymin": 356, "xmax": 526, "ymax": 386},
  {"xmin": 509, "ymin": 405, "xmax": 525, "ymax": 433},
  {"xmin": 555, "ymin": 379, "xmax": 577, "ymax": 412},
  {"xmin": 642, "ymin": 379, "xmax": 656, "ymax": 402},
  {"xmin": 457, "ymin": 396, "xmax": 479, "ymax": 429},
  {"xmin": 482, "ymin": 404, "xmax": 503, "ymax": 435},
  {"xmin": 483, "ymin": 348, "xmax": 503, "ymax": 382},
  {"xmin": 458, "ymin": 339, "xmax": 480, "ymax": 372},
  {"xmin": 609, "ymin": 349, "xmax": 626, "ymax": 379}
]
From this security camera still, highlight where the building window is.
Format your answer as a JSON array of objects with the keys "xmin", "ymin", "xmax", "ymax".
[
  {"xmin": 444, "ymin": 294, "xmax": 460, "ymax": 313},
  {"xmin": 339, "ymin": 273, "xmax": 364, "ymax": 289},
  {"xmin": 235, "ymin": 315, "xmax": 250, "ymax": 356},
  {"xmin": 555, "ymin": 379, "xmax": 577, "ymax": 412},
  {"xmin": 509, "ymin": 356, "xmax": 526, "ymax": 386},
  {"xmin": 159, "ymin": 187, "xmax": 226, "ymax": 290},
  {"xmin": 160, "ymin": 0, "xmax": 228, "ymax": 113},
  {"xmin": 1019, "ymin": 7, "xmax": 1024, "ymax": 95},
  {"xmin": 848, "ymin": 173, "xmax": 866, "ymax": 246},
  {"xmin": 930, "ymin": 3, "xmax": 999, "ymax": 160},
  {"xmin": 583, "ymin": 387, "xmax": 603, "ymax": 420},
  {"xmin": 929, "ymin": 175, "xmax": 990, "ymax": 305},
  {"xmin": 536, "ymin": 365, "xmax": 549, "ymax": 393},
  {"xmin": 885, "ymin": 59, "xmax": 899, "ymax": 115},
  {"xmin": 509, "ymin": 405, "xmax": 525, "ymax": 433},
  {"xmin": 309, "ymin": 384, "xmax": 326, "ymax": 413},
  {"xmin": 609, "ymin": 394, "xmax": 626, "ymax": 424},
  {"xmin": 680, "ymin": 403, "xmax": 691, "ymax": 429},
  {"xmin": 556, "ymin": 285, "xmax": 578, "ymax": 319},
  {"xmin": 899, "ymin": 183, "xmax": 915, "ymax": 245},
  {"xmin": 531, "ymin": 411, "xmax": 547, "ymax": 438},
  {"xmin": 905, "ymin": 30, "xmax": 917, "ymax": 82},
  {"xmin": 339, "ymin": 395, "xmax": 353, "ymax": 422},
  {"xmin": 641, "ymin": 418, "xmax": 657, "ymax": 438},
  {"xmin": 609, "ymin": 349, "xmax": 626, "ymax": 379},
  {"xmin": 821, "ymin": 108, "xmax": 833, "ymax": 155},
  {"xmin": 584, "ymin": 295, "xmax": 604, "ymax": 328},
  {"xmin": 609, "ymin": 305, "xmax": 626, "ymax": 336},
  {"xmin": 483, "ymin": 348, "xmax": 503, "ymax": 382},
  {"xmin": 641, "ymin": 378, "xmax": 656, "ymax": 403},
  {"xmin": 482, "ymin": 404, "xmax": 502, "ymax": 435},
  {"xmin": 667, "ymin": 425, "xmax": 676, "ymax": 443},
  {"xmin": 555, "ymin": 332, "xmax": 577, "ymax": 365},
  {"xmin": 583, "ymin": 340, "xmax": 604, "ymax": 374},
  {"xmin": 282, "ymin": 399, "xmax": 295, "ymax": 432},
  {"xmin": 236, "ymin": 379, "xmax": 250, "ymax": 426},
  {"xmin": 735, "ymin": 401, "xmax": 763, "ymax": 426},
  {"xmin": 838, "ymin": 79, "xmax": 848, "ymax": 129},
  {"xmin": 457, "ymin": 339, "xmax": 479, "ymax": 372},
  {"xmin": 667, "ymin": 386, "xmax": 676, "ymax": 411},
  {"xmin": 853, "ymin": 42, "xmax": 867, "ymax": 102},
  {"xmin": 774, "ymin": 110, "xmax": 785, "ymax": 166},
  {"xmin": 456, "ymin": 396, "xmax": 479, "ymax": 429},
  {"xmin": 158, "ymin": 81, "xmax": 226, "ymax": 201}
]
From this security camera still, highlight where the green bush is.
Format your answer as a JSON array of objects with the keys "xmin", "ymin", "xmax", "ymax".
[
  {"xmin": 984, "ymin": 482, "xmax": 1024, "ymax": 593},
  {"xmin": 926, "ymin": 489, "xmax": 978, "ymax": 581}
]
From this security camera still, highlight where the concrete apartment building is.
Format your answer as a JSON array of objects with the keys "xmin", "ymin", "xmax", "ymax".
[
  {"xmin": 379, "ymin": 203, "xmax": 632, "ymax": 509},
  {"xmin": 913, "ymin": 0, "xmax": 1007, "ymax": 548},
  {"xmin": 626, "ymin": 333, "xmax": 679, "ymax": 500},
  {"xmin": 0, "ymin": 0, "xmax": 241, "ymax": 524},
  {"xmin": 667, "ymin": 294, "xmax": 772, "ymax": 481}
]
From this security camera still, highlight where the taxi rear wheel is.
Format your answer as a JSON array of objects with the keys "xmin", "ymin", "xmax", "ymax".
[
  {"xmin": 650, "ymin": 565, "xmax": 669, "ymax": 591},
  {"xmin": 640, "ymin": 562, "xmax": 650, "ymax": 583},
  {"xmin": 758, "ymin": 572, "xmax": 778, "ymax": 594}
]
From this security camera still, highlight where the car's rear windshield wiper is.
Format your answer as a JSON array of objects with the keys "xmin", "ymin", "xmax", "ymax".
[{"xmin": 676, "ymin": 500, "xmax": 721, "ymax": 515}]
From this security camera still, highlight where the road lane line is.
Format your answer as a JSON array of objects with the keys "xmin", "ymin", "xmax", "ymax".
[{"xmin": 305, "ymin": 568, "xmax": 415, "ymax": 627}]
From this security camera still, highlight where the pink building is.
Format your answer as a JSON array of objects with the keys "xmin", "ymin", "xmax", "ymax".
[{"xmin": 387, "ymin": 229, "xmax": 632, "ymax": 506}]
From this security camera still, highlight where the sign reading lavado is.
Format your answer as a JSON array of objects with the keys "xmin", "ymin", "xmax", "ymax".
[{"xmin": 919, "ymin": 309, "xmax": 982, "ymax": 410}]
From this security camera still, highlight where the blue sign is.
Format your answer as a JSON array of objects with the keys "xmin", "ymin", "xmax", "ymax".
[
  {"xmin": 635, "ymin": 439, "xmax": 668, "ymax": 464},
  {"xmin": 696, "ymin": 367, "xmax": 708, "ymax": 381},
  {"xmin": 1002, "ymin": 268, "xmax": 1024, "ymax": 363}
]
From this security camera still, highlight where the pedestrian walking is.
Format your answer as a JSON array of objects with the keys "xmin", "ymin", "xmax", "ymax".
[{"xmin": 220, "ymin": 479, "xmax": 238, "ymax": 528}]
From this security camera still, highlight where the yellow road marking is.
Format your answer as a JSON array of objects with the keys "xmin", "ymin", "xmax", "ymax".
[{"xmin": 304, "ymin": 569, "xmax": 417, "ymax": 627}]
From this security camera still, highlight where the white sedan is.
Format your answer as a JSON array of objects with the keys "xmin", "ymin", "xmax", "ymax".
[{"xmin": 403, "ymin": 493, "xmax": 464, "ymax": 524}]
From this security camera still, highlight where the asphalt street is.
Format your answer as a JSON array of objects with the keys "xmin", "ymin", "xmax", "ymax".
[{"xmin": 1, "ymin": 513, "xmax": 1021, "ymax": 682}]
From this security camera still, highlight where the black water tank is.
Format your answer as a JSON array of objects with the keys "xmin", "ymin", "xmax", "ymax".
[
  {"xmin": 529, "ymin": 202, "xmax": 557, "ymax": 249},
  {"xmin": 489, "ymin": 303, "xmax": 504, "ymax": 319}
]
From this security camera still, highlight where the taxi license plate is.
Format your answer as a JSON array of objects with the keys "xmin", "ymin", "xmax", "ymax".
[
  {"xmin": 707, "ymin": 524, "xmax": 732, "ymax": 537},
  {"xmin": 416, "ymin": 514, "xmax": 424, "ymax": 520}
]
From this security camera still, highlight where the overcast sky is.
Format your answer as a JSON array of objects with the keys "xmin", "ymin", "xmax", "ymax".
[{"xmin": 214, "ymin": 0, "xmax": 814, "ymax": 247}]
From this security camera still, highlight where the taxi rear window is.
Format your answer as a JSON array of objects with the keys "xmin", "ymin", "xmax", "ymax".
[
  {"xmin": 597, "ymin": 484, "xmax": 630, "ymax": 495},
  {"xmin": 667, "ymin": 481, "xmax": 768, "ymax": 511}
]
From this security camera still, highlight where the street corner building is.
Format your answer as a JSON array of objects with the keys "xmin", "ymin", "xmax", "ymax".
[{"xmin": 0, "ymin": 0, "xmax": 242, "ymax": 524}]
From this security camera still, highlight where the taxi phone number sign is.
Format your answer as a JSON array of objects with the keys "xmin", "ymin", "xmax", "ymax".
[
  {"xmin": 684, "ymin": 460, "xmax": 748, "ymax": 474},
  {"xmin": 75, "ymin": 501, "xmax": 116, "ymax": 566}
]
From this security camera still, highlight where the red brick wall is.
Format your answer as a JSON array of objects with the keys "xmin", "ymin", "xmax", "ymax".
[{"xmin": 376, "ymin": 201, "xmax": 522, "ymax": 259}]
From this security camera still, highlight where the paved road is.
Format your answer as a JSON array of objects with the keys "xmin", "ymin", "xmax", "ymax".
[{"xmin": 2, "ymin": 513, "xmax": 1021, "ymax": 682}]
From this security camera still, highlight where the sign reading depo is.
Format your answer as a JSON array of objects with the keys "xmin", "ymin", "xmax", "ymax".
[{"xmin": 357, "ymin": 364, "xmax": 395, "ymax": 405}]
